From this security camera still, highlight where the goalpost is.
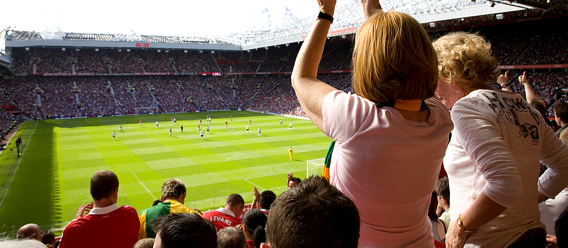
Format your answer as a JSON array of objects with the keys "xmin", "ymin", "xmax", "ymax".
[
  {"xmin": 135, "ymin": 107, "xmax": 159, "ymax": 115},
  {"xmin": 306, "ymin": 158, "xmax": 325, "ymax": 178}
]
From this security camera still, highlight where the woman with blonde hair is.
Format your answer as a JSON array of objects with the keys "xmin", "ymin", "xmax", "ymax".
[
  {"xmin": 433, "ymin": 31, "xmax": 568, "ymax": 247},
  {"xmin": 291, "ymin": 0, "xmax": 453, "ymax": 246}
]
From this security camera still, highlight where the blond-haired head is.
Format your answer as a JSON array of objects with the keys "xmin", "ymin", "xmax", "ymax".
[
  {"xmin": 162, "ymin": 178, "xmax": 186, "ymax": 200},
  {"xmin": 352, "ymin": 11, "xmax": 438, "ymax": 103},
  {"xmin": 433, "ymin": 32, "xmax": 499, "ymax": 92}
]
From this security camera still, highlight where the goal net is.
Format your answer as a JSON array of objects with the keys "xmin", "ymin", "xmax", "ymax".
[
  {"xmin": 135, "ymin": 107, "xmax": 159, "ymax": 115},
  {"xmin": 306, "ymin": 158, "xmax": 325, "ymax": 178}
]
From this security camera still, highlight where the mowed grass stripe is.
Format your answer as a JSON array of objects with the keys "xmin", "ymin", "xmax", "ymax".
[{"xmin": 0, "ymin": 111, "xmax": 329, "ymax": 231}]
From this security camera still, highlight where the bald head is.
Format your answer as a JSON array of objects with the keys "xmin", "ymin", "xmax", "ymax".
[{"xmin": 17, "ymin": 223, "xmax": 41, "ymax": 241}]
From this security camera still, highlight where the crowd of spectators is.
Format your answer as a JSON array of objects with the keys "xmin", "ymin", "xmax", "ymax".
[{"xmin": 1, "ymin": 15, "xmax": 568, "ymax": 121}]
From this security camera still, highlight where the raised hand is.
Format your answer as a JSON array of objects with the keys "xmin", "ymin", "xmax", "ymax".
[
  {"xmin": 318, "ymin": 0, "xmax": 337, "ymax": 16},
  {"xmin": 497, "ymin": 71, "xmax": 509, "ymax": 86},
  {"xmin": 518, "ymin": 71, "xmax": 529, "ymax": 85},
  {"xmin": 361, "ymin": 0, "xmax": 383, "ymax": 19},
  {"xmin": 75, "ymin": 202, "xmax": 93, "ymax": 219}
]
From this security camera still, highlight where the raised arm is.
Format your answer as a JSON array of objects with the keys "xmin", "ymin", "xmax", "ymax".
[
  {"xmin": 519, "ymin": 71, "xmax": 538, "ymax": 104},
  {"xmin": 361, "ymin": 0, "xmax": 382, "ymax": 19},
  {"xmin": 290, "ymin": 0, "xmax": 338, "ymax": 132},
  {"xmin": 498, "ymin": 71, "xmax": 511, "ymax": 92}
]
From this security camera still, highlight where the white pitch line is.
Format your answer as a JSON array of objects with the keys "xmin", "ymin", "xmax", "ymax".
[
  {"xmin": 132, "ymin": 172, "xmax": 157, "ymax": 200},
  {"xmin": 0, "ymin": 121, "xmax": 39, "ymax": 209},
  {"xmin": 243, "ymin": 178, "xmax": 265, "ymax": 191}
]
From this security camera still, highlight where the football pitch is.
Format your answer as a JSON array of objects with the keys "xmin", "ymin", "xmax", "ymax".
[{"xmin": 0, "ymin": 110, "xmax": 330, "ymax": 234}]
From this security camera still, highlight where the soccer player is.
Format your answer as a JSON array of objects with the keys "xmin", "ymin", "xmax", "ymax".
[
  {"xmin": 112, "ymin": 131, "xmax": 116, "ymax": 140},
  {"xmin": 206, "ymin": 125, "xmax": 210, "ymax": 133},
  {"xmin": 156, "ymin": 121, "xmax": 159, "ymax": 128},
  {"xmin": 200, "ymin": 130, "xmax": 204, "ymax": 140},
  {"xmin": 225, "ymin": 121, "xmax": 228, "ymax": 128},
  {"xmin": 249, "ymin": 119, "xmax": 251, "ymax": 125},
  {"xmin": 246, "ymin": 126, "xmax": 249, "ymax": 133},
  {"xmin": 199, "ymin": 119, "xmax": 202, "ymax": 125},
  {"xmin": 230, "ymin": 115, "xmax": 233, "ymax": 121},
  {"xmin": 289, "ymin": 147, "xmax": 293, "ymax": 161},
  {"xmin": 174, "ymin": 118, "xmax": 177, "ymax": 124},
  {"xmin": 289, "ymin": 122, "xmax": 292, "ymax": 130},
  {"xmin": 169, "ymin": 128, "xmax": 172, "ymax": 137},
  {"xmin": 198, "ymin": 124, "xmax": 201, "ymax": 131},
  {"xmin": 258, "ymin": 127, "xmax": 261, "ymax": 136},
  {"xmin": 280, "ymin": 119, "xmax": 283, "ymax": 125},
  {"xmin": 181, "ymin": 125, "xmax": 183, "ymax": 133},
  {"xmin": 119, "ymin": 125, "xmax": 123, "ymax": 133},
  {"xmin": 139, "ymin": 120, "xmax": 143, "ymax": 127},
  {"xmin": 171, "ymin": 117, "xmax": 174, "ymax": 124}
]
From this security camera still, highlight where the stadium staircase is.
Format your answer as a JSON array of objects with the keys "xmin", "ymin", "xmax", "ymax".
[
  {"xmin": 128, "ymin": 82, "xmax": 138, "ymax": 105},
  {"xmin": 145, "ymin": 80, "xmax": 159, "ymax": 105},
  {"xmin": 107, "ymin": 80, "xmax": 121, "ymax": 111}
]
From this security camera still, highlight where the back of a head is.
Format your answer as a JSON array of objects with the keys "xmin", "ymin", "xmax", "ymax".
[
  {"xmin": 433, "ymin": 32, "xmax": 499, "ymax": 90},
  {"xmin": 134, "ymin": 238, "xmax": 155, "ymax": 248},
  {"xmin": 352, "ymin": 11, "xmax": 438, "ymax": 103},
  {"xmin": 152, "ymin": 213, "xmax": 217, "ymax": 248},
  {"xmin": 226, "ymin": 194, "xmax": 245, "ymax": 208},
  {"xmin": 90, "ymin": 170, "xmax": 119, "ymax": 201},
  {"xmin": 17, "ymin": 223, "xmax": 41, "ymax": 241},
  {"xmin": 217, "ymin": 227, "xmax": 247, "ymax": 248},
  {"xmin": 243, "ymin": 209, "xmax": 268, "ymax": 247},
  {"xmin": 41, "ymin": 230, "xmax": 55, "ymax": 245},
  {"xmin": 266, "ymin": 176, "xmax": 360, "ymax": 248},
  {"xmin": 530, "ymin": 99, "xmax": 548, "ymax": 118},
  {"xmin": 259, "ymin": 190, "xmax": 276, "ymax": 210},
  {"xmin": 554, "ymin": 102, "xmax": 568, "ymax": 124},
  {"xmin": 162, "ymin": 178, "xmax": 186, "ymax": 200},
  {"xmin": 435, "ymin": 176, "xmax": 450, "ymax": 204}
]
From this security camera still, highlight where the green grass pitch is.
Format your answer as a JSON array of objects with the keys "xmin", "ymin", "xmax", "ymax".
[{"xmin": 0, "ymin": 110, "xmax": 330, "ymax": 233}]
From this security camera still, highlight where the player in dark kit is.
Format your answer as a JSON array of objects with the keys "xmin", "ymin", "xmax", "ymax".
[{"xmin": 181, "ymin": 125, "xmax": 183, "ymax": 133}]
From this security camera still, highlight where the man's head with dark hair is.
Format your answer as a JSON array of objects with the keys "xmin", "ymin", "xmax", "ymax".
[
  {"xmin": 243, "ymin": 209, "xmax": 267, "ymax": 248},
  {"xmin": 226, "ymin": 194, "xmax": 245, "ymax": 217},
  {"xmin": 90, "ymin": 170, "xmax": 119, "ymax": 201},
  {"xmin": 152, "ymin": 213, "xmax": 217, "ymax": 248},
  {"xmin": 41, "ymin": 230, "xmax": 55, "ymax": 246},
  {"xmin": 161, "ymin": 178, "xmax": 187, "ymax": 203},
  {"xmin": 217, "ymin": 227, "xmax": 247, "ymax": 248},
  {"xmin": 530, "ymin": 98, "xmax": 548, "ymax": 118},
  {"xmin": 288, "ymin": 178, "xmax": 301, "ymax": 189},
  {"xmin": 435, "ymin": 176, "xmax": 450, "ymax": 204},
  {"xmin": 554, "ymin": 102, "xmax": 568, "ymax": 127},
  {"xmin": 262, "ymin": 176, "xmax": 360, "ymax": 248},
  {"xmin": 259, "ymin": 191, "xmax": 276, "ymax": 210}
]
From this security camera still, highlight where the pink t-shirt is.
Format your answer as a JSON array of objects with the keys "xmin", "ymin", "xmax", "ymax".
[{"xmin": 323, "ymin": 91, "xmax": 453, "ymax": 248}]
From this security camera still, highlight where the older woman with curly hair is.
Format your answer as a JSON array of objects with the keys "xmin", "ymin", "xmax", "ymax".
[{"xmin": 434, "ymin": 32, "xmax": 568, "ymax": 248}]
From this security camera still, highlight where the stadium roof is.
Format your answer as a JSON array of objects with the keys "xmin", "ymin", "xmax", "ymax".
[{"xmin": 4, "ymin": 0, "xmax": 563, "ymax": 51}]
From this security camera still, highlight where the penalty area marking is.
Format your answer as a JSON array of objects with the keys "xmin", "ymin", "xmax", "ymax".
[
  {"xmin": 243, "ymin": 178, "xmax": 265, "ymax": 191},
  {"xmin": 0, "ymin": 121, "xmax": 39, "ymax": 209},
  {"xmin": 132, "ymin": 172, "xmax": 157, "ymax": 200}
]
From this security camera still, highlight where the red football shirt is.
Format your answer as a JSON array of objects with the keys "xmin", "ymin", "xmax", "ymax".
[
  {"xmin": 202, "ymin": 208, "xmax": 242, "ymax": 231},
  {"xmin": 59, "ymin": 205, "xmax": 139, "ymax": 248}
]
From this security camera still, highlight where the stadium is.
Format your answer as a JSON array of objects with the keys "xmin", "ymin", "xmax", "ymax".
[{"xmin": 1, "ymin": 0, "xmax": 568, "ymax": 246}]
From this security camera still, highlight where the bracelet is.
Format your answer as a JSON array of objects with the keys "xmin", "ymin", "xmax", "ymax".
[
  {"xmin": 457, "ymin": 214, "xmax": 475, "ymax": 233},
  {"xmin": 318, "ymin": 12, "xmax": 334, "ymax": 24}
]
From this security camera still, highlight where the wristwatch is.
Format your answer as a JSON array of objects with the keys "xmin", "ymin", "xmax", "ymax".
[
  {"xmin": 317, "ymin": 12, "xmax": 334, "ymax": 24},
  {"xmin": 457, "ymin": 214, "xmax": 475, "ymax": 233}
]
